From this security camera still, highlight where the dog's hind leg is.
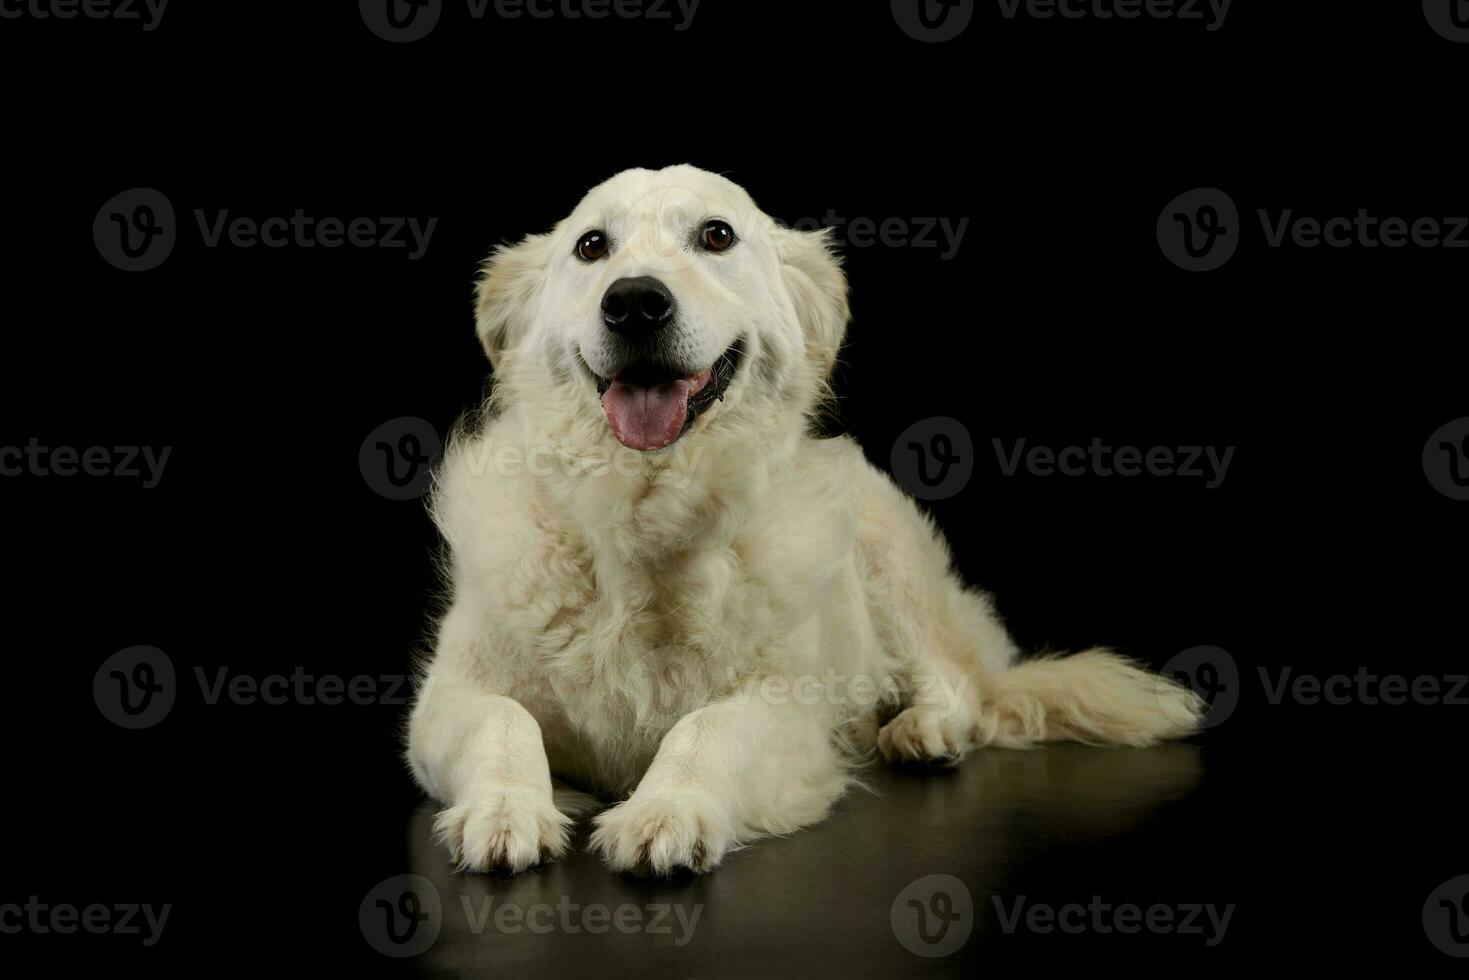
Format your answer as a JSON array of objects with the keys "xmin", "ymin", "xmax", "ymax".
[
  {"xmin": 857, "ymin": 471, "xmax": 1203, "ymax": 762},
  {"xmin": 875, "ymin": 576, "xmax": 1206, "ymax": 760}
]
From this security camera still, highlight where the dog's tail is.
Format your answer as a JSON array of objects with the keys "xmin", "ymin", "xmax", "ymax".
[{"xmin": 974, "ymin": 649, "xmax": 1204, "ymax": 749}]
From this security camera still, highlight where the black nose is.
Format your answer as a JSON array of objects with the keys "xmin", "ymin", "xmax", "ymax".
[{"xmin": 601, "ymin": 276, "xmax": 676, "ymax": 336}]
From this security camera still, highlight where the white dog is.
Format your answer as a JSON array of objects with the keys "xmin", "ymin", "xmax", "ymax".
[{"xmin": 406, "ymin": 165, "xmax": 1204, "ymax": 875}]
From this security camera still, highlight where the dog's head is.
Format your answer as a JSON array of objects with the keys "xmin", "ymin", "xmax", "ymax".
[{"xmin": 475, "ymin": 165, "xmax": 848, "ymax": 452}]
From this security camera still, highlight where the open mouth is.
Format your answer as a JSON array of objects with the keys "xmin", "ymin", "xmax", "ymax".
[{"xmin": 587, "ymin": 341, "xmax": 742, "ymax": 452}]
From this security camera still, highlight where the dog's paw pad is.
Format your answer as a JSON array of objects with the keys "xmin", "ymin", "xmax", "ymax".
[
  {"xmin": 878, "ymin": 706, "xmax": 970, "ymax": 764},
  {"xmin": 433, "ymin": 787, "xmax": 572, "ymax": 874},
  {"xmin": 589, "ymin": 791, "xmax": 733, "ymax": 875}
]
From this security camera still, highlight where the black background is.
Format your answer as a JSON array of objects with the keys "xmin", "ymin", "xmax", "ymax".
[{"xmin": 1, "ymin": 0, "xmax": 1465, "ymax": 973}]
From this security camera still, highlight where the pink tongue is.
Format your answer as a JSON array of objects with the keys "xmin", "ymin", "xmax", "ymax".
[{"xmin": 601, "ymin": 378, "xmax": 696, "ymax": 451}]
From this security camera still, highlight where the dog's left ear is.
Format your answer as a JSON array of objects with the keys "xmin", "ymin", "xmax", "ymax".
[
  {"xmin": 778, "ymin": 227, "xmax": 850, "ymax": 379},
  {"xmin": 474, "ymin": 231, "xmax": 557, "ymax": 368}
]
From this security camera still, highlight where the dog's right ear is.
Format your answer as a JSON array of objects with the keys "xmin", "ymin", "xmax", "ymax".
[{"xmin": 474, "ymin": 232, "xmax": 557, "ymax": 367}]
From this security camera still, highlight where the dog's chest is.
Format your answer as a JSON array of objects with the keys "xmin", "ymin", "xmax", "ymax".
[{"xmin": 498, "ymin": 536, "xmax": 775, "ymax": 777}]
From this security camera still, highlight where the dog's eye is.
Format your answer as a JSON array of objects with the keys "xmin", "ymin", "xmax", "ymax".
[
  {"xmin": 700, "ymin": 220, "xmax": 736, "ymax": 253},
  {"xmin": 576, "ymin": 230, "xmax": 610, "ymax": 262}
]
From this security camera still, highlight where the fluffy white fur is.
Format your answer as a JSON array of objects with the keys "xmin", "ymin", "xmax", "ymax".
[{"xmin": 406, "ymin": 165, "xmax": 1204, "ymax": 875}]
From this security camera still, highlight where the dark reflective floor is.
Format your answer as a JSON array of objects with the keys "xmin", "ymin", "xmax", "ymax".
[
  {"xmin": 375, "ymin": 733, "xmax": 1466, "ymax": 974},
  {"xmin": 395, "ymin": 744, "xmax": 1225, "ymax": 975}
]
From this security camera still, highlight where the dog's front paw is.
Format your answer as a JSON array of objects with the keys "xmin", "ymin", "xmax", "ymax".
[
  {"xmin": 589, "ymin": 790, "xmax": 736, "ymax": 875},
  {"xmin": 878, "ymin": 705, "xmax": 972, "ymax": 764},
  {"xmin": 433, "ymin": 785, "xmax": 572, "ymax": 874}
]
